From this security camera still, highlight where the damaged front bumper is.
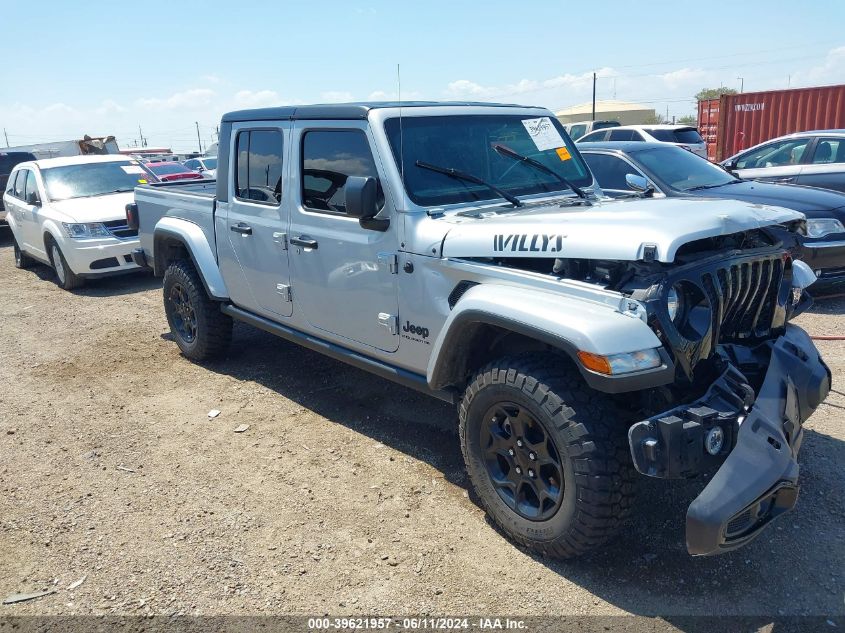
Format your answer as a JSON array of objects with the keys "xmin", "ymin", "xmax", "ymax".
[{"xmin": 628, "ymin": 324, "xmax": 831, "ymax": 556}]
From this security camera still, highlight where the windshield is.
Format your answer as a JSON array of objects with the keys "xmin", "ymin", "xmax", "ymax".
[
  {"xmin": 202, "ymin": 157, "xmax": 217, "ymax": 169},
  {"xmin": 634, "ymin": 146, "xmax": 737, "ymax": 191},
  {"xmin": 645, "ymin": 127, "xmax": 704, "ymax": 144},
  {"xmin": 149, "ymin": 163, "xmax": 193, "ymax": 175},
  {"xmin": 384, "ymin": 115, "xmax": 592, "ymax": 207},
  {"xmin": 41, "ymin": 161, "xmax": 155, "ymax": 201}
]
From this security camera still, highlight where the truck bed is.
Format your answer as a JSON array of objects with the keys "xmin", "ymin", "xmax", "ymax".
[{"xmin": 135, "ymin": 180, "xmax": 218, "ymax": 263}]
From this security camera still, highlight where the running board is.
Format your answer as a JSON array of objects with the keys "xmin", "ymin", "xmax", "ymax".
[{"xmin": 220, "ymin": 304, "xmax": 456, "ymax": 404}]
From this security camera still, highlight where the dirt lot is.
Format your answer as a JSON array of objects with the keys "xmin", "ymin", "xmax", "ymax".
[{"xmin": 0, "ymin": 228, "xmax": 842, "ymax": 620}]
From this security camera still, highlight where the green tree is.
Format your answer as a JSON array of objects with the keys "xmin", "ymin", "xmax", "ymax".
[
  {"xmin": 695, "ymin": 87, "xmax": 738, "ymax": 101},
  {"xmin": 677, "ymin": 114, "xmax": 697, "ymax": 125}
]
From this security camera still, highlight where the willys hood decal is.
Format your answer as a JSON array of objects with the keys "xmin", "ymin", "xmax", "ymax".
[{"xmin": 440, "ymin": 197, "xmax": 802, "ymax": 263}]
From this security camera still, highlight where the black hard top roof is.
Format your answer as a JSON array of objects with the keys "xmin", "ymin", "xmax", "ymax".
[{"xmin": 221, "ymin": 101, "xmax": 543, "ymax": 123}]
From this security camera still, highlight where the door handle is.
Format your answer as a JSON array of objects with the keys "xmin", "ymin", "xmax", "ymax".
[
  {"xmin": 230, "ymin": 222, "xmax": 252, "ymax": 235},
  {"xmin": 290, "ymin": 235, "xmax": 318, "ymax": 249}
]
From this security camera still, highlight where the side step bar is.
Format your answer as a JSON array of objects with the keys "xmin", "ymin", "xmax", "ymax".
[{"xmin": 220, "ymin": 304, "xmax": 456, "ymax": 404}]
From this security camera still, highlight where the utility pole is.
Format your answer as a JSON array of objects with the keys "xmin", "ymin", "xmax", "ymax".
[
  {"xmin": 138, "ymin": 125, "xmax": 147, "ymax": 148},
  {"xmin": 591, "ymin": 72, "xmax": 596, "ymax": 122},
  {"xmin": 3, "ymin": 128, "xmax": 8, "ymax": 147},
  {"xmin": 737, "ymin": 77, "xmax": 744, "ymax": 93},
  {"xmin": 196, "ymin": 122, "xmax": 203, "ymax": 154}
]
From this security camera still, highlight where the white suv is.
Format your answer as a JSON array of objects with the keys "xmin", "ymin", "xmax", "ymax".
[
  {"xmin": 577, "ymin": 124, "xmax": 707, "ymax": 158},
  {"xmin": 2, "ymin": 155, "xmax": 155, "ymax": 290}
]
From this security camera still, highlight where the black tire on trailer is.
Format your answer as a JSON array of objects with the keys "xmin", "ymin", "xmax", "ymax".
[
  {"xmin": 162, "ymin": 259, "xmax": 232, "ymax": 360},
  {"xmin": 46, "ymin": 237, "xmax": 84, "ymax": 290},
  {"xmin": 459, "ymin": 353, "xmax": 636, "ymax": 559},
  {"xmin": 12, "ymin": 234, "xmax": 36, "ymax": 269}
]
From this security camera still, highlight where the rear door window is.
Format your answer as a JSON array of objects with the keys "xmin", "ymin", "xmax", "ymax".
[
  {"xmin": 608, "ymin": 129, "xmax": 638, "ymax": 141},
  {"xmin": 809, "ymin": 138, "xmax": 845, "ymax": 164},
  {"xmin": 578, "ymin": 130, "xmax": 608, "ymax": 143},
  {"xmin": 235, "ymin": 129, "xmax": 284, "ymax": 205}
]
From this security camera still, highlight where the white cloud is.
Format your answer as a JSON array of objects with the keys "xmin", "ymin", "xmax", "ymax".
[
  {"xmin": 43, "ymin": 102, "xmax": 76, "ymax": 115},
  {"xmin": 232, "ymin": 89, "xmax": 283, "ymax": 108},
  {"xmin": 796, "ymin": 45, "xmax": 845, "ymax": 85},
  {"xmin": 137, "ymin": 88, "xmax": 216, "ymax": 111},
  {"xmin": 202, "ymin": 74, "xmax": 222, "ymax": 84},
  {"xmin": 658, "ymin": 67, "xmax": 709, "ymax": 90},
  {"xmin": 95, "ymin": 99, "xmax": 126, "ymax": 115},
  {"xmin": 368, "ymin": 90, "xmax": 391, "ymax": 101},
  {"xmin": 445, "ymin": 80, "xmax": 493, "ymax": 97}
]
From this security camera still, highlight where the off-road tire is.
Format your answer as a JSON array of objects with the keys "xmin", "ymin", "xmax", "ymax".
[
  {"xmin": 47, "ymin": 238, "xmax": 84, "ymax": 290},
  {"xmin": 13, "ymin": 235, "xmax": 35, "ymax": 269},
  {"xmin": 163, "ymin": 260, "xmax": 232, "ymax": 360},
  {"xmin": 459, "ymin": 354, "xmax": 636, "ymax": 559}
]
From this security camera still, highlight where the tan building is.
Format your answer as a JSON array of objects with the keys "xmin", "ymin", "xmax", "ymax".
[{"xmin": 554, "ymin": 100, "xmax": 657, "ymax": 125}]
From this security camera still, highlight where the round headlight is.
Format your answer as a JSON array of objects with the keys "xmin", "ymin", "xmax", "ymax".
[{"xmin": 667, "ymin": 286, "xmax": 681, "ymax": 322}]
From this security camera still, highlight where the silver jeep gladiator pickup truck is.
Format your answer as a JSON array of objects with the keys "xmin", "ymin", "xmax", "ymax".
[{"xmin": 129, "ymin": 102, "xmax": 830, "ymax": 558}]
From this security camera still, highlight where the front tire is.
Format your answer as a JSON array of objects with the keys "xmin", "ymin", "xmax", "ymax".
[
  {"xmin": 163, "ymin": 260, "xmax": 232, "ymax": 360},
  {"xmin": 48, "ymin": 239, "xmax": 84, "ymax": 290},
  {"xmin": 459, "ymin": 354, "xmax": 636, "ymax": 559}
]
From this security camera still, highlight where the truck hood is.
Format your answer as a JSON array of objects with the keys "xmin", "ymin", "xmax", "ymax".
[
  {"xmin": 440, "ymin": 197, "xmax": 803, "ymax": 263},
  {"xmin": 48, "ymin": 192, "xmax": 135, "ymax": 223}
]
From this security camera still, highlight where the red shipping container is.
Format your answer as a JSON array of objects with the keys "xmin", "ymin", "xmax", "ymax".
[
  {"xmin": 697, "ymin": 98, "xmax": 720, "ymax": 161},
  {"xmin": 697, "ymin": 84, "xmax": 845, "ymax": 162}
]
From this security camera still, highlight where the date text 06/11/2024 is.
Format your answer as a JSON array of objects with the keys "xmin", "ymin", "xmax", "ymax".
[{"xmin": 306, "ymin": 617, "xmax": 527, "ymax": 630}]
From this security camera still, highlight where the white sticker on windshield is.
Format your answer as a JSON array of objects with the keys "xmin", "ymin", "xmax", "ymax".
[
  {"xmin": 121, "ymin": 165, "xmax": 145, "ymax": 174},
  {"xmin": 521, "ymin": 117, "xmax": 566, "ymax": 151}
]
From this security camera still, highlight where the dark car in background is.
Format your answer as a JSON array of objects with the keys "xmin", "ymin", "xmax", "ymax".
[
  {"xmin": 1, "ymin": 151, "xmax": 37, "ymax": 222},
  {"xmin": 579, "ymin": 141, "xmax": 845, "ymax": 291},
  {"xmin": 721, "ymin": 130, "xmax": 845, "ymax": 193},
  {"xmin": 145, "ymin": 162, "xmax": 204, "ymax": 182}
]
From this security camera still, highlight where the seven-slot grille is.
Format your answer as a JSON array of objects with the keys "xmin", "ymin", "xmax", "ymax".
[
  {"xmin": 102, "ymin": 219, "xmax": 138, "ymax": 239},
  {"xmin": 700, "ymin": 255, "xmax": 785, "ymax": 342}
]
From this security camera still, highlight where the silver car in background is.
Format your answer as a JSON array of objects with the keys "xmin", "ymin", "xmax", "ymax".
[{"xmin": 721, "ymin": 130, "xmax": 845, "ymax": 193}]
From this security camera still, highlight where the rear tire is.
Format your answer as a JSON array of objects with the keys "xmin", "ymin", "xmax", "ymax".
[
  {"xmin": 13, "ymin": 235, "xmax": 35, "ymax": 269},
  {"xmin": 163, "ymin": 260, "xmax": 232, "ymax": 360},
  {"xmin": 459, "ymin": 354, "xmax": 636, "ymax": 559},
  {"xmin": 47, "ymin": 239, "xmax": 84, "ymax": 290}
]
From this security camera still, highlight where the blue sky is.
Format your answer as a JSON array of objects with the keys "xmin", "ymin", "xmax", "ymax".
[{"xmin": 2, "ymin": 0, "xmax": 844, "ymax": 151}]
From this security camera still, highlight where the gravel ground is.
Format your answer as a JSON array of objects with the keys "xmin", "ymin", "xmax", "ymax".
[{"xmin": 0, "ymin": 228, "xmax": 842, "ymax": 619}]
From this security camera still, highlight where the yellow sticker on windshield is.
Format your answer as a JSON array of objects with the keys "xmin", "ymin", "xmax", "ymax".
[
  {"xmin": 556, "ymin": 147, "xmax": 571, "ymax": 161},
  {"xmin": 138, "ymin": 179, "xmax": 148, "ymax": 184}
]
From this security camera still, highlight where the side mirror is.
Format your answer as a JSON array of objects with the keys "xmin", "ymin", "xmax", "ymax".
[
  {"xmin": 723, "ymin": 159, "xmax": 737, "ymax": 172},
  {"xmin": 345, "ymin": 176, "xmax": 388, "ymax": 231},
  {"xmin": 625, "ymin": 173, "xmax": 654, "ymax": 197},
  {"xmin": 26, "ymin": 191, "xmax": 40, "ymax": 206}
]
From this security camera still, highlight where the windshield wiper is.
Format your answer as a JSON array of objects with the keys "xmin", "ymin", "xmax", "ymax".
[
  {"xmin": 493, "ymin": 144, "xmax": 589, "ymax": 201},
  {"xmin": 90, "ymin": 188, "xmax": 134, "ymax": 197},
  {"xmin": 686, "ymin": 180, "xmax": 741, "ymax": 191},
  {"xmin": 415, "ymin": 160, "xmax": 523, "ymax": 208}
]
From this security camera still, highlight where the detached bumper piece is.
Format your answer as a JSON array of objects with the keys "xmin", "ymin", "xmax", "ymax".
[{"xmin": 629, "ymin": 325, "xmax": 830, "ymax": 556}]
